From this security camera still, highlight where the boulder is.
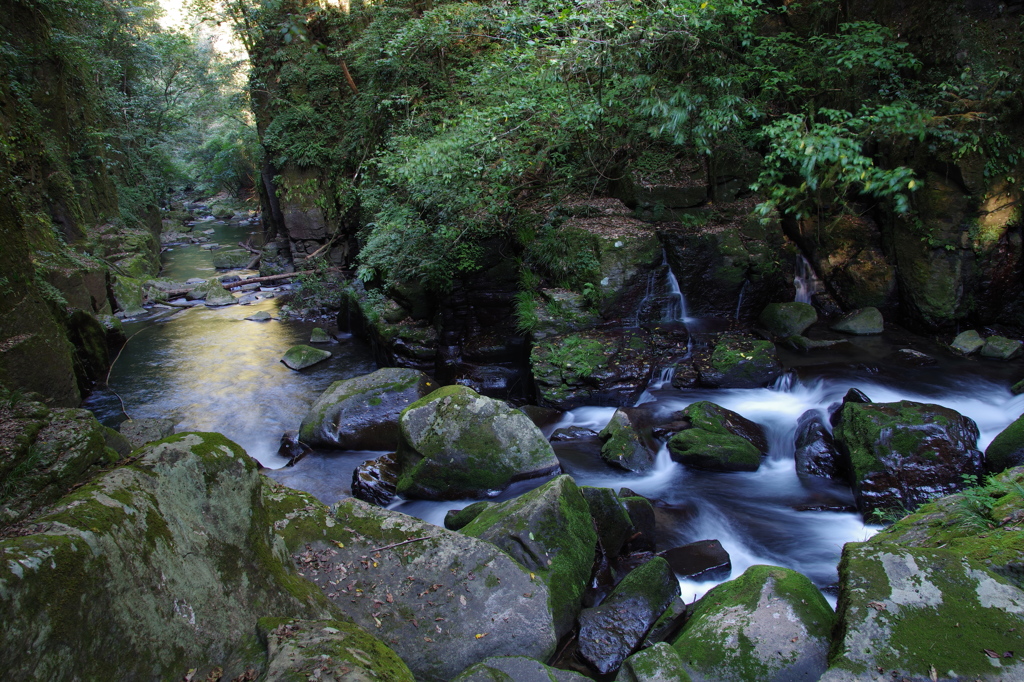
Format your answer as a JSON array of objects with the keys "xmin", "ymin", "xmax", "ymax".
[
  {"xmin": 259, "ymin": 618, "xmax": 414, "ymax": 681},
  {"xmin": 758, "ymin": 302, "xmax": 817, "ymax": 337},
  {"xmin": 118, "ymin": 417, "xmax": 176, "ymax": 450},
  {"xmin": 1013, "ymin": 378, "xmax": 1024, "ymax": 395},
  {"xmin": 451, "ymin": 656, "xmax": 590, "ymax": 682},
  {"xmin": 578, "ymin": 557, "xmax": 681, "ymax": 675},
  {"xmin": 822, "ymin": 545, "xmax": 1024, "ymax": 681},
  {"xmin": 278, "ymin": 429, "xmax": 311, "ymax": 466},
  {"xmin": 671, "ymin": 565, "xmax": 833, "ymax": 682},
  {"xmin": 461, "ymin": 475, "xmax": 597, "ymax": 639},
  {"xmin": 581, "ymin": 486, "xmax": 634, "ymax": 560},
  {"xmin": 830, "ymin": 307, "xmax": 883, "ymax": 335},
  {"xmin": 299, "ymin": 368, "xmax": 434, "ymax": 450},
  {"xmin": 782, "ymin": 335, "xmax": 846, "ymax": 352},
  {"xmin": 658, "ymin": 539, "xmax": 731, "ymax": 581},
  {"xmin": 617, "ymin": 642, "xmax": 692, "ymax": 682},
  {"xmin": 444, "ymin": 501, "xmax": 491, "ymax": 531},
  {"xmin": 600, "ymin": 409, "xmax": 657, "ymax": 472},
  {"xmin": 696, "ymin": 335, "xmax": 782, "ymax": 389},
  {"xmin": 620, "ymin": 495, "xmax": 658, "ymax": 553},
  {"xmin": 281, "ymin": 344, "xmax": 331, "ymax": 370},
  {"xmin": 211, "ymin": 248, "xmax": 251, "ymax": 269},
  {"xmin": 395, "ymin": 385, "xmax": 560, "ymax": 500},
  {"xmin": 244, "ymin": 310, "xmax": 272, "ymax": 321},
  {"xmin": 310, "ymin": 326, "xmax": 332, "ymax": 343},
  {"xmin": 981, "ymin": 335, "xmax": 1023, "ymax": 360},
  {"xmin": 667, "ymin": 401, "xmax": 768, "ymax": 472},
  {"xmin": 832, "ymin": 400, "xmax": 983, "ymax": 516},
  {"xmin": 351, "ymin": 452, "xmax": 399, "ymax": 506},
  {"xmin": 793, "ymin": 410, "xmax": 842, "ymax": 480},
  {"xmin": 950, "ymin": 329, "xmax": 986, "ymax": 355},
  {"xmin": 986, "ymin": 414, "xmax": 1024, "ymax": 474}
]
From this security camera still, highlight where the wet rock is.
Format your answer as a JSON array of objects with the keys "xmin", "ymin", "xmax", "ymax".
[
  {"xmin": 888, "ymin": 348, "xmax": 937, "ymax": 366},
  {"xmin": 578, "ymin": 557, "xmax": 681, "ymax": 675},
  {"xmin": 1012, "ymin": 378, "xmax": 1024, "ymax": 395},
  {"xmin": 259, "ymin": 618, "xmax": 413, "ymax": 681},
  {"xmin": 667, "ymin": 401, "xmax": 768, "ymax": 472},
  {"xmin": 299, "ymin": 368, "xmax": 433, "ymax": 450},
  {"xmin": 277, "ymin": 429, "xmax": 310, "ymax": 466},
  {"xmin": 581, "ymin": 486, "xmax": 634, "ymax": 560},
  {"xmin": 658, "ymin": 539, "xmax": 731, "ymax": 581},
  {"xmin": 281, "ymin": 344, "xmax": 331, "ymax": 370},
  {"xmin": 211, "ymin": 248, "xmax": 251, "ymax": 269},
  {"xmin": 351, "ymin": 452, "xmax": 398, "ymax": 506},
  {"xmin": 551, "ymin": 425, "xmax": 599, "ymax": 441},
  {"xmin": 617, "ymin": 642, "xmax": 692, "ymax": 682},
  {"xmin": 951, "ymin": 329, "xmax": 986, "ymax": 355},
  {"xmin": 310, "ymin": 326, "xmax": 332, "ymax": 343},
  {"xmin": 396, "ymin": 385, "xmax": 560, "ymax": 500},
  {"xmin": 204, "ymin": 283, "xmax": 237, "ymax": 307},
  {"xmin": 461, "ymin": 475, "xmax": 597, "ymax": 638},
  {"xmin": 600, "ymin": 408, "xmax": 657, "ymax": 472},
  {"xmin": 671, "ymin": 565, "xmax": 833, "ymax": 682},
  {"xmin": 782, "ymin": 335, "xmax": 847, "ymax": 352},
  {"xmin": 830, "ymin": 307, "xmax": 883, "ymax": 334},
  {"xmin": 620, "ymin": 495, "xmax": 657, "ymax": 553},
  {"xmin": 794, "ymin": 410, "xmax": 843, "ymax": 480},
  {"xmin": 641, "ymin": 596, "xmax": 689, "ymax": 648},
  {"xmin": 986, "ymin": 414, "xmax": 1024, "ymax": 474},
  {"xmin": 696, "ymin": 334, "xmax": 782, "ymax": 389},
  {"xmin": 981, "ymin": 335, "xmax": 1023, "ymax": 360},
  {"xmin": 758, "ymin": 302, "xmax": 817, "ymax": 337},
  {"xmin": 244, "ymin": 310, "xmax": 272, "ymax": 321},
  {"xmin": 519, "ymin": 405, "xmax": 563, "ymax": 432},
  {"xmin": 443, "ymin": 500, "xmax": 490, "ymax": 531},
  {"xmin": 822, "ymin": 544, "xmax": 1024, "ymax": 682},
  {"xmin": 832, "ymin": 400, "xmax": 983, "ymax": 516},
  {"xmin": 451, "ymin": 656, "xmax": 590, "ymax": 682},
  {"xmin": 118, "ymin": 417, "xmax": 176, "ymax": 450}
]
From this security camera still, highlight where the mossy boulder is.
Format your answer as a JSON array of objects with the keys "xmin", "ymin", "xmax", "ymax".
[
  {"xmin": 600, "ymin": 408, "xmax": 657, "ymax": 472},
  {"xmin": 822, "ymin": 545, "xmax": 1024, "ymax": 681},
  {"xmin": 696, "ymin": 334, "xmax": 782, "ymax": 389},
  {"xmin": 981, "ymin": 335, "xmax": 1023, "ymax": 360},
  {"xmin": 832, "ymin": 400, "xmax": 983, "ymax": 516},
  {"xmin": 0, "ymin": 433, "xmax": 335, "ymax": 680},
  {"xmin": 461, "ymin": 475, "xmax": 598, "ymax": 639},
  {"xmin": 299, "ymin": 368, "xmax": 434, "ymax": 450},
  {"xmin": 667, "ymin": 401, "xmax": 768, "ymax": 472},
  {"xmin": 309, "ymin": 327, "xmax": 332, "ymax": 343},
  {"xmin": 758, "ymin": 302, "xmax": 817, "ymax": 337},
  {"xmin": 395, "ymin": 385, "xmax": 560, "ymax": 499},
  {"xmin": 202, "ymin": 281, "xmax": 237, "ymax": 307},
  {"xmin": 444, "ymin": 500, "xmax": 491, "ymax": 531},
  {"xmin": 580, "ymin": 486, "xmax": 633, "ymax": 560},
  {"xmin": 950, "ymin": 329, "xmax": 986, "ymax": 355},
  {"xmin": 293, "ymin": 498, "xmax": 558, "ymax": 682},
  {"xmin": 578, "ymin": 557, "xmax": 681, "ymax": 675},
  {"xmin": 986, "ymin": 415, "xmax": 1024, "ymax": 474},
  {"xmin": 245, "ymin": 310, "xmax": 272, "ymax": 321},
  {"xmin": 117, "ymin": 417, "xmax": 176, "ymax": 450},
  {"xmin": 830, "ymin": 307, "xmax": 883, "ymax": 335},
  {"xmin": 281, "ymin": 344, "xmax": 331, "ymax": 370},
  {"xmin": 211, "ymin": 248, "xmax": 252, "ymax": 269},
  {"xmin": 617, "ymin": 642, "xmax": 692, "ymax": 682},
  {"xmin": 450, "ymin": 656, "xmax": 591, "ymax": 682},
  {"xmin": 671, "ymin": 565, "xmax": 834, "ymax": 682}
]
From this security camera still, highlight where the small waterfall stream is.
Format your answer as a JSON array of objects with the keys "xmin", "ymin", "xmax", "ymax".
[{"xmin": 794, "ymin": 253, "xmax": 824, "ymax": 303}]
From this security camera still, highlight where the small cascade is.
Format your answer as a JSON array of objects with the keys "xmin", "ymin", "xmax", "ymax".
[
  {"xmin": 734, "ymin": 280, "xmax": 750, "ymax": 320},
  {"xmin": 629, "ymin": 268, "xmax": 659, "ymax": 328},
  {"xmin": 665, "ymin": 262, "xmax": 690, "ymax": 323},
  {"xmin": 794, "ymin": 254, "xmax": 824, "ymax": 304}
]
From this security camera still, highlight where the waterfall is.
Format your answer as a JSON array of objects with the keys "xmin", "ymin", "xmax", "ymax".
[
  {"xmin": 734, "ymin": 280, "xmax": 750, "ymax": 320},
  {"xmin": 665, "ymin": 261, "xmax": 690, "ymax": 323},
  {"xmin": 794, "ymin": 254, "xmax": 824, "ymax": 304}
]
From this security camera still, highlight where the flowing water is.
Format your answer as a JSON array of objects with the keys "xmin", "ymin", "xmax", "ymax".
[{"xmin": 85, "ymin": 230, "xmax": 1024, "ymax": 604}]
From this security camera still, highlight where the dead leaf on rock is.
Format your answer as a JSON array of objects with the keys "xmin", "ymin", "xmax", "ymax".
[
  {"xmin": 984, "ymin": 649, "xmax": 1001, "ymax": 658},
  {"xmin": 867, "ymin": 601, "xmax": 886, "ymax": 611},
  {"xmin": 206, "ymin": 667, "xmax": 224, "ymax": 682},
  {"xmin": 183, "ymin": 670, "xmax": 197, "ymax": 682}
]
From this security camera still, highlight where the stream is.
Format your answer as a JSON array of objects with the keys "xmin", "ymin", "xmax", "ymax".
[{"xmin": 84, "ymin": 218, "xmax": 1024, "ymax": 605}]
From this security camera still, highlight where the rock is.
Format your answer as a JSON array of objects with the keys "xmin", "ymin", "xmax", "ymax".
[
  {"xmin": 642, "ymin": 597, "xmax": 688, "ymax": 648},
  {"xmin": 299, "ymin": 368, "xmax": 434, "ymax": 450},
  {"xmin": 620, "ymin": 495, "xmax": 657, "ymax": 553},
  {"xmin": 617, "ymin": 642, "xmax": 692, "ymax": 682},
  {"xmin": 395, "ymin": 385, "xmax": 560, "ymax": 500},
  {"xmin": 782, "ymin": 335, "xmax": 846, "ymax": 352},
  {"xmin": 184, "ymin": 279, "xmax": 219, "ymax": 301},
  {"xmin": 986, "ymin": 414, "xmax": 1024, "ymax": 474},
  {"xmin": 451, "ymin": 656, "xmax": 590, "ymax": 682},
  {"xmin": 461, "ymin": 475, "xmax": 597, "ymax": 639},
  {"xmin": 184, "ymin": 279, "xmax": 235, "ymax": 306},
  {"xmin": 295, "ymin": 498, "xmax": 558, "ymax": 682},
  {"xmin": 351, "ymin": 452, "xmax": 398, "ymax": 506},
  {"xmin": 830, "ymin": 307, "xmax": 883, "ymax": 334},
  {"xmin": 118, "ymin": 417, "xmax": 176, "ymax": 450},
  {"xmin": 667, "ymin": 401, "xmax": 768, "ymax": 472},
  {"xmin": 889, "ymin": 348, "xmax": 937, "ymax": 367},
  {"xmin": 578, "ymin": 557, "xmax": 681, "ymax": 675},
  {"xmin": 658, "ymin": 539, "xmax": 731, "ymax": 581},
  {"xmin": 551, "ymin": 425, "xmax": 599, "ymax": 441},
  {"xmin": 951, "ymin": 329, "xmax": 986, "ymax": 355},
  {"xmin": 278, "ymin": 430, "xmax": 310, "ymax": 466},
  {"xmin": 758, "ymin": 302, "xmax": 817, "ymax": 337},
  {"xmin": 832, "ymin": 400, "xmax": 983, "ymax": 516},
  {"xmin": 1012, "ymin": 379, "xmax": 1024, "ymax": 395},
  {"xmin": 981, "ymin": 335, "xmax": 1023, "ymax": 360},
  {"xmin": 581, "ymin": 486, "xmax": 633, "ymax": 560},
  {"xmin": 210, "ymin": 205, "xmax": 234, "ymax": 219},
  {"xmin": 245, "ymin": 310, "xmax": 272, "ymax": 321},
  {"xmin": 211, "ymin": 248, "xmax": 251, "ymax": 269},
  {"xmin": 0, "ymin": 433, "xmax": 333, "ymax": 680},
  {"xmin": 281, "ymin": 344, "xmax": 332, "ymax": 370},
  {"xmin": 259, "ymin": 618, "xmax": 413, "ymax": 681},
  {"xmin": 821, "ymin": 544, "xmax": 1024, "ymax": 682},
  {"xmin": 794, "ymin": 410, "xmax": 842, "ymax": 480},
  {"xmin": 671, "ymin": 565, "xmax": 833, "ymax": 682},
  {"xmin": 696, "ymin": 334, "xmax": 782, "ymax": 389},
  {"xmin": 310, "ymin": 326, "xmax": 332, "ymax": 343},
  {"xmin": 444, "ymin": 501, "xmax": 490, "ymax": 531},
  {"xmin": 600, "ymin": 409, "xmax": 657, "ymax": 472}
]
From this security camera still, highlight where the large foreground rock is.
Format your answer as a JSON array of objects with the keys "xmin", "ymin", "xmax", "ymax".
[
  {"xmin": 671, "ymin": 565, "xmax": 834, "ymax": 682},
  {"xmin": 299, "ymin": 367, "xmax": 434, "ymax": 450},
  {"xmin": 281, "ymin": 344, "xmax": 331, "ymax": 370},
  {"xmin": 667, "ymin": 401, "xmax": 768, "ymax": 472},
  {"xmin": 696, "ymin": 334, "xmax": 782, "ymax": 389},
  {"xmin": 822, "ymin": 544, "xmax": 1024, "ymax": 681},
  {"xmin": 396, "ymin": 385, "xmax": 560, "ymax": 499},
  {"xmin": 758, "ymin": 302, "xmax": 817, "ymax": 337},
  {"xmin": 986, "ymin": 414, "xmax": 1024, "ymax": 474},
  {"xmin": 599, "ymin": 408, "xmax": 657, "ymax": 472}
]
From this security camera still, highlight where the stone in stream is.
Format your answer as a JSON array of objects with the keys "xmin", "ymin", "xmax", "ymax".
[
  {"xmin": 1013, "ymin": 378, "xmax": 1024, "ymax": 395},
  {"xmin": 444, "ymin": 500, "xmax": 491, "ymax": 531},
  {"xmin": 830, "ymin": 306, "xmax": 884, "ymax": 334},
  {"xmin": 244, "ymin": 310, "xmax": 272, "ymax": 321},
  {"xmin": 278, "ymin": 429, "xmax": 311, "ymax": 466},
  {"xmin": 203, "ymin": 283, "xmax": 237, "ymax": 307},
  {"xmin": 309, "ymin": 326, "xmax": 332, "ymax": 343},
  {"xmin": 280, "ymin": 344, "xmax": 331, "ymax": 370},
  {"xmin": 118, "ymin": 417, "xmax": 176, "ymax": 450},
  {"xmin": 981, "ymin": 335, "xmax": 1023, "ymax": 360},
  {"xmin": 618, "ymin": 642, "xmax": 692, "ymax": 682},
  {"xmin": 831, "ymin": 400, "xmax": 983, "ymax": 516},
  {"xmin": 551, "ymin": 425, "xmax": 599, "ymax": 441},
  {"xmin": 580, "ymin": 486, "xmax": 634, "ymax": 560},
  {"xmin": 395, "ymin": 385, "xmax": 560, "ymax": 500},
  {"xmin": 758, "ymin": 301, "xmax": 817, "ymax": 337},
  {"xmin": 599, "ymin": 408, "xmax": 657, "ymax": 472},
  {"xmin": 461, "ymin": 475, "xmax": 597, "ymax": 640},
  {"xmin": 620, "ymin": 494, "xmax": 658, "ymax": 554},
  {"xmin": 299, "ymin": 368, "xmax": 434, "ymax": 450},
  {"xmin": 821, "ymin": 544, "xmax": 1024, "ymax": 682},
  {"xmin": 211, "ymin": 248, "xmax": 251, "ymax": 269},
  {"xmin": 793, "ymin": 410, "xmax": 843, "ymax": 480},
  {"xmin": 667, "ymin": 401, "xmax": 768, "ymax": 472},
  {"xmin": 658, "ymin": 539, "xmax": 731, "ymax": 581},
  {"xmin": 696, "ymin": 334, "xmax": 782, "ymax": 389},
  {"xmin": 782, "ymin": 335, "xmax": 847, "ymax": 352},
  {"xmin": 577, "ymin": 557, "xmax": 681, "ymax": 675},
  {"xmin": 351, "ymin": 452, "xmax": 398, "ymax": 506},
  {"xmin": 986, "ymin": 414, "xmax": 1024, "ymax": 474},
  {"xmin": 670, "ymin": 565, "xmax": 834, "ymax": 682},
  {"xmin": 450, "ymin": 656, "xmax": 590, "ymax": 682},
  {"xmin": 950, "ymin": 329, "xmax": 986, "ymax": 355}
]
